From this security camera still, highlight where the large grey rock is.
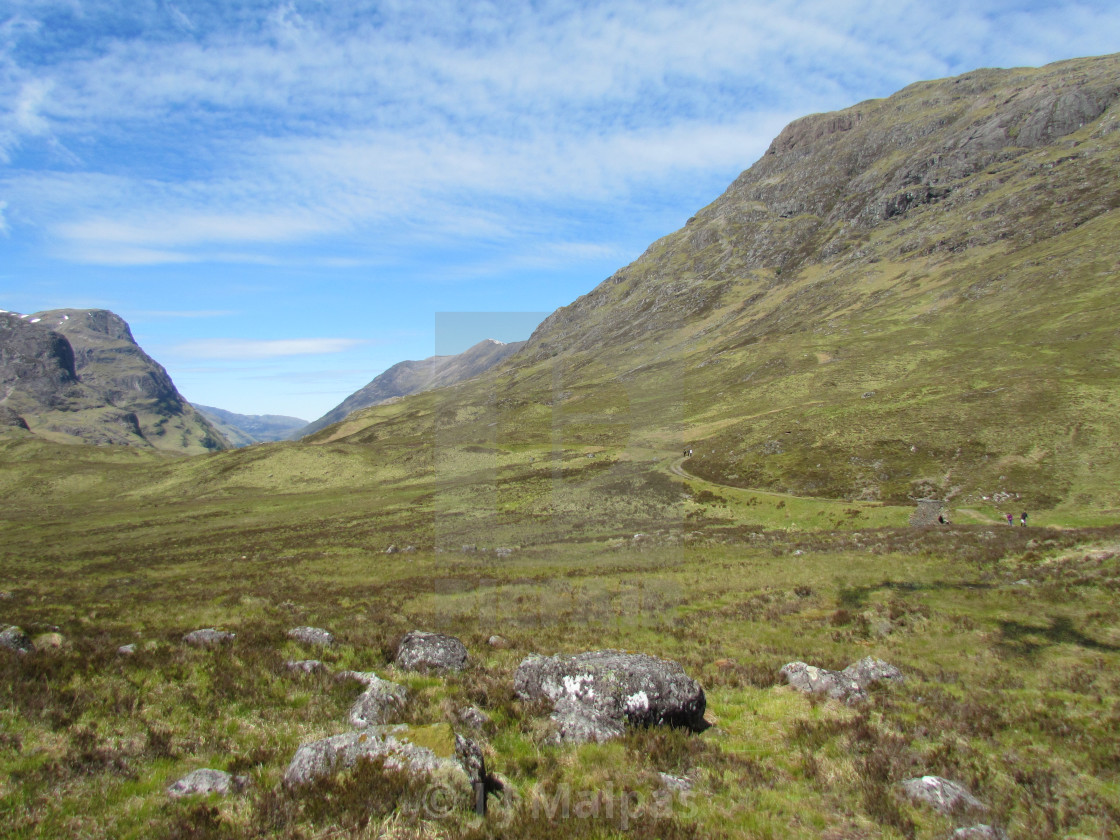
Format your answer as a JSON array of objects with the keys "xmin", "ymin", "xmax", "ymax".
[
  {"xmin": 287, "ymin": 626, "xmax": 334, "ymax": 647},
  {"xmin": 901, "ymin": 776, "xmax": 986, "ymax": 814},
  {"xmin": 781, "ymin": 656, "xmax": 904, "ymax": 704},
  {"xmin": 282, "ymin": 723, "xmax": 484, "ymax": 813},
  {"xmin": 349, "ymin": 678, "xmax": 409, "ymax": 727},
  {"xmin": 183, "ymin": 628, "xmax": 235, "ymax": 647},
  {"xmin": 395, "ymin": 630, "xmax": 468, "ymax": 673},
  {"xmin": 0, "ymin": 626, "xmax": 33, "ymax": 654},
  {"xmin": 167, "ymin": 768, "xmax": 248, "ymax": 799},
  {"xmin": 781, "ymin": 661, "xmax": 865, "ymax": 703},
  {"xmin": 514, "ymin": 650, "xmax": 706, "ymax": 743}
]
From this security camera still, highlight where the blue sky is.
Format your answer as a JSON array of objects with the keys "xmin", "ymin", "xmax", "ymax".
[{"xmin": 2, "ymin": 1, "xmax": 1119, "ymax": 421}]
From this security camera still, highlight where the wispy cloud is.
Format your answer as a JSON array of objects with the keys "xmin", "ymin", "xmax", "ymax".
[
  {"xmin": 5, "ymin": 1, "xmax": 1115, "ymax": 267},
  {"xmin": 172, "ymin": 337, "xmax": 369, "ymax": 360}
]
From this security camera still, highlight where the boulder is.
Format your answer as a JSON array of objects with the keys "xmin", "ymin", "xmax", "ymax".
[
  {"xmin": 349, "ymin": 678, "xmax": 409, "ymax": 727},
  {"xmin": 286, "ymin": 659, "xmax": 328, "ymax": 674},
  {"xmin": 514, "ymin": 650, "xmax": 706, "ymax": 743},
  {"xmin": 952, "ymin": 826, "xmax": 1007, "ymax": 840},
  {"xmin": 287, "ymin": 626, "xmax": 334, "ymax": 647},
  {"xmin": 183, "ymin": 628, "xmax": 235, "ymax": 647},
  {"xmin": 395, "ymin": 630, "xmax": 468, "ymax": 673},
  {"xmin": 901, "ymin": 776, "xmax": 986, "ymax": 815},
  {"xmin": 168, "ymin": 768, "xmax": 249, "ymax": 799},
  {"xmin": 0, "ymin": 626, "xmax": 33, "ymax": 654},
  {"xmin": 33, "ymin": 632, "xmax": 65, "ymax": 651},
  {"xmin": 455, "ymin": 706, "xmax": 492, "ymax": 730},
  {"xmin": 282, "ymin": 723, "xmax": 484, "ymax": 813},
  {"xmin": 781, "ymin": 656, "xmax": 904, "ymax": 704}
]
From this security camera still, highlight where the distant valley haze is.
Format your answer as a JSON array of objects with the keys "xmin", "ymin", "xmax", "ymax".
[{"xmin": 3, "ymin": 1, "xmax": 1120, "ymax": 419}]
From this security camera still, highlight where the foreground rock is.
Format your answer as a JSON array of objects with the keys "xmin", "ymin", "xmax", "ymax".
[
  {"xmin": 283, "ymin": 723, "xmax": 485, "ymax": 812},
  {"xmin": 0, "ymin": 626, "xmax": 33, "ymax": 654},
  {"xmin": 901, "ymin": 776, "xmax": 986, "ymax": 814},
  {"xmin": 781, "ymin": 656, "xmax": 904, "ymax": 704},
  {"xmin": 183, "ymin": 628, "xmax": 236, "ymax": 647},
  {"xmin": 287, "ymin": 626, "xmax": 334, "ymax": 647},
  {"xmin": 168, "ymin": 768, "xmax": 249, "ymax": 799},
  {"xmin": 349, "ymin": 677, "xmax": 409, "ymax": 727},
  {"xmin": 514, "ymin": 650, "xmax": 706, "ymax": 743},
  {"xmin": 395, "ymin": 631, "xmax": 468, "ymax": 673}
]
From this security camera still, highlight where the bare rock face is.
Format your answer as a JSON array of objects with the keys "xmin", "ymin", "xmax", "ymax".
[
  {"xmin": 514, "ymin": 650, "xmax": 706, "ymax": 743},
  {"xmin": 349, "ymin": 678, "xmax": 409, "ymax": 728},
  {"xmin": 287, "ymin": 626, "xmax": 334, "ymax": 647},
  {"xmin": 901, "ymin": 775, "xmax": 986, "ymax": 815},
  {"xmin": 282, "ymin": 723, "xmax": 485, "ymax": 814},
  {"xmin": 168, "ymin": 768, "xmax": 249, "ymax": 799},
  {"xmin": 394, "ymin": 631, "xmax": 469, "ymax": 673},
  {"xmin": 183, "ymin": 628, "xmax": 236, "ymax": 647},
  {"xmin": 0, "ymin": 625, "xmax": 33, "ymax": 654},
  {"xmin": 781, "ymin": 656, "xmax": 904, "ymax": 704}
]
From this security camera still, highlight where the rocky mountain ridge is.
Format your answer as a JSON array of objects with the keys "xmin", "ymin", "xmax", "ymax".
[
  {"xmin": 0, "ymin": 308, "xmax": 227, "ymax": 453},
  {"xmin": 297, "ymin": 338, "xmax": 526, "ymax": 438}
]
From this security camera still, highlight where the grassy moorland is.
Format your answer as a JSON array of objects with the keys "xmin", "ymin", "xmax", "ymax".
[{"xmin": 1, "ymin": 426, "xmax": 1119, "ymax": 840}]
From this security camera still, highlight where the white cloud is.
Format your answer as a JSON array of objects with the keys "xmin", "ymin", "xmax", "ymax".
[
  {"xmin": 0, "ymin": 201, "xmax": 9, "ymax": 236},
  {"xmin": 173, "ymin": 338, "xmax": 369, "ymax": 360}
]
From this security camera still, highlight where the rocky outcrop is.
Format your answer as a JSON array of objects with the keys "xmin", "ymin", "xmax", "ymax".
[
  {"xmin": 0, "ymin": 406, "xmax": 29, "ymax": 430},
  {"xmin": 282, "ymin": 723, "xmax": 485, "ymax": 814},
  {"xmin": 394, "ymin": 631, "xmax": 469, "ymax": 673},
  {"xmin": 348, "ymin": 677, "xmax": 409, "ymax": 728},
  {"xmin": 514, "ymin": 650, "xmax": 706, "ymax": 743},
  {"xmin": 183, "ymin": 628, "xmax": 236, "ymax": 647},
  {"xmin": 781, "ymin": 656, "xmax": 904, "ymax": 704},
  {"xmin": 287, "ymin": 626, "xmax": 334, "ymax": 647},
  {"xmin": 0, "ymin": 625, "xmax": 33, "ymax": 654},
  {"xmin": 901, "ymin": 775, "xmax": 986, "ymax": 815},
  {"xmin": 168, "ymin": 768, "xmax": 250, "ymax": 799}
]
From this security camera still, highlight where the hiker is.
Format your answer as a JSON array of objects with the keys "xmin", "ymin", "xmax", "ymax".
[
  {"xmin": 1021, "ymin": 511, "xmax": 1028, "ymax": 527},
  {"xmin": 938, "ymin": 514, "xmax": 945, "ymax": 525},
  {"xmin": 1006, "ymin": 513, "xmax": 1014, "ymax": 526}
]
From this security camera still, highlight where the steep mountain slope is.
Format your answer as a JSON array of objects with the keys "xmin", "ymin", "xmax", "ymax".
[
  {"xmin": 195, "ymin": 405, "xmax": 308, "ymax": 447},
  {"xmin": 296, "ymin": 338, "xmax": 525, "ymax": 437},
  {"xmin": 0, "ymin": 309, "xmax": 227, "ymax": 453},
  {"xmin": 311, "ymin": 53, "xmax": 1120, "ymax": 514}
]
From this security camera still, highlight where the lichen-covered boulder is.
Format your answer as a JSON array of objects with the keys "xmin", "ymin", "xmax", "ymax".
[
  {"xmin": 183, "ymin": 628, "xmax": 235, "ymax": 647},
  {"xmin": 0, "ymin": 626, "xmax": 33, "ymax": 654},
  {"xmin": 287, "ymin": 626, "xmax": 334, "ymax": 647},
  {"xmin": 282, "ymin": 723, "xmax": 484, "ymax": 813},
  {"xmin": 349, "ymin": 677, "xmax": 409, "ymax": 727},
  {"xmin": 394, "ymin": 630, "xmax": 468, "ymax": 673},
  {"xmin": 901, "ymin": 776, "xmax": 986, "ymax": 814},
  {"xmin": 168, "ymin": 768, "xmax": 249, "ymax": 799},
  {"xmin": 514, "ymin": 650, "xmax": 706, "ymax": 743}
]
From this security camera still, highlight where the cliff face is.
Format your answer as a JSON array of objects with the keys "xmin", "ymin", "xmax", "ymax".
[{"xmin": 0, "ymin": 309, "xmax": 227, "ymax": 453}]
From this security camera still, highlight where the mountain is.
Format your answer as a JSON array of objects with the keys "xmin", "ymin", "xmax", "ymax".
[
  {"xmin": 309, "ymin": 53, "xmax": 1120, "ymax": 513},
  {"xmin": 0, "ymin": 308, "xmax": 227, "ymax": 454},
  {"xmin": 295, "ymin": 338, "xmax": 526, "ymax": 438},
  {"xmin": 194, "ymin": 405, "xmax": 308, "ymax": 447}
]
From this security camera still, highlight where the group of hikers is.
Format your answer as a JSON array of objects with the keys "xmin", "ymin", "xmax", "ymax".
[
  {"xmin": 683, "ymin": 448, "xmax": 693, "ymax": 457},
  {"xmin": 938, "ymin": 511, "xmax": 1028, "ymax": 526}
]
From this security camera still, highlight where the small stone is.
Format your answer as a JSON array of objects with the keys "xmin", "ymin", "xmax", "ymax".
[
  {"xmin": 335, "ymin": 670, "xmax": 382, "ymax": 686},
  {"xmin": 167, "ymin": 768, "xmax": 249, "ymax": 799},
  {"xmin": 183, "ymin": 628, "xmax": 236, "ymax": 647},
  {"xmin": 487, "ymin": 635, "xmax": 512, "ymax": 649},
  {"xmin": 117, "ymin": 644, "xmax": 137, "ymax": 656},
  {"xmin": 385, "ymin": 545, "xmax": 399, "ymax": 554},
  {"xmin": 0, "ymin": 591, "xmax": 12, "ymax": 601},
  {"xmin": 287, "ymin": 626, "xmax": 334, "ymax": 647},
  {"xmin": 0, "ymin": 626, "xmax": 33, "ymax": 654},
  {"xmin": 659, "ymin": 772, "xmax": 693, "ymax": 792},
  {"xmin": 286, "ymin": 659, "xmax": 327, "ymax": 674},
  {"xmin": 953, "ymin": 826, "xmax": 1007, "ymax": 840},
  {"xmin": 456, "ymin": 706, "xmax": 492, "ymax": 730}
]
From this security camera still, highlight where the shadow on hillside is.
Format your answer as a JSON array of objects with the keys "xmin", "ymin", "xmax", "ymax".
[{"xmin": 996, "ymin": 615, "xmax": 1120, "ymax": 658}]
